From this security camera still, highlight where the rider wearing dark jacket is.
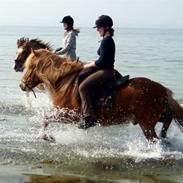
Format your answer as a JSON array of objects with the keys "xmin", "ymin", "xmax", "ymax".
[
  {"xmin": 95, "ymin": 36, "xmax": 115, "ymax": 69},
  {"xmin": 79, "ymin": 15, "xmax": 115, "ymax": 129}
]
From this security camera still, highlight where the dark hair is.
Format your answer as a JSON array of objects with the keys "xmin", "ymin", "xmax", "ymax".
[
  {"xmin": 108, "ymin": 28, "xmax": 114, "ymax": 37},
  {"xmin": 94, "ymin": 15, "xmax": 113, "ymax": 28}
]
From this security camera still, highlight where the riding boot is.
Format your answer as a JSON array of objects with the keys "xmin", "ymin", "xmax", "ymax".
[{"xmin": 78, "ymin": 116, "xmax": 97, "ymax": 129}]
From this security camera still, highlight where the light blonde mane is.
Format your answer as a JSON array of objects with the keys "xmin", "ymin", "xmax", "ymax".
[{"xmin": 25, "ymin": 49, "xmax": 83, "ymax": 95}]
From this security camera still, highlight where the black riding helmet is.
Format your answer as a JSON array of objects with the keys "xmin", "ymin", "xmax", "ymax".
[
  {"xmin": 94, "ymin": 15, "xmax": 113, "ymax": 28},
  {"xmin": 61, "ymin": 16, "xmax": 74, "ymax": 28}
]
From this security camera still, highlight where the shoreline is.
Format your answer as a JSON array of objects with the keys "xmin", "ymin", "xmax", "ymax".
[
  {"xmin": 0, "ymin": 164, "xmax": 183, "ymax": 183},
  {"xmin": 0, "ymin": 165, "xmax": 115, "ymax": 183}
]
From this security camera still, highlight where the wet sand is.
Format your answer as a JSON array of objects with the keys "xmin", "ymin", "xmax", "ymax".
[
  {"xmin": 1, "ymin": 160, "xmax": 183, "ymax": 183},
  {"xmin": 0, "ymin": 165, "xmax": 114, "ymax": 183}
]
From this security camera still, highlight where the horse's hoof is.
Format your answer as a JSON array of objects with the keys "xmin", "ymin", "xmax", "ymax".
[
  {"xmin": 41, "ymin": 133, "xmax": 56, "ymax": 143},
  {"xmin": 132, "ymin": 121, "xmax": 138, "ymax": 125}
]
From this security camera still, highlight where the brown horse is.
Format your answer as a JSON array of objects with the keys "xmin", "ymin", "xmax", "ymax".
[
  {"xmin": 14, "ymin": 37, "xmax": 53, "ymax": 94},
  {"xmin": 14, "ymin": 37, "xmax": 52, "ymax": 72},
  {"xmin": 19, "ymin": 49, "xmax": 183, "ymax": 141}
]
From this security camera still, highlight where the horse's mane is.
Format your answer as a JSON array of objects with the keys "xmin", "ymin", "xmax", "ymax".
[
  {"xmin": 25, "ymin": 49, "xmax": 83, "ymax": 89},
  {"xmin": 17, "ymin": 37, "xmax": 52, "ymax": 51}
]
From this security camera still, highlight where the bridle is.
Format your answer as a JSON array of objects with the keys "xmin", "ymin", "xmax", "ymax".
[{"xmin": 21, "ymin": 67, "xmax": 37, "ymax": 98}]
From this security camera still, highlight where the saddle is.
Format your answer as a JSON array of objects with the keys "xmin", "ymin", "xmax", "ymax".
[{"xmin": 77, "ymin": 67, "xmax": 129, "ymax": 107}]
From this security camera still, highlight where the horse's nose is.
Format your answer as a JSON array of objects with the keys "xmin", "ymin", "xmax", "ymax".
[
  {"xmin": 14, "ymin": 64, "xmax": 24, "ymax": 72},
  {"xmin": 14, "ymin": 65, "xmax": 18, "ymax": 72},
  {"xmin": 19, "ymin": 82, "xmax": 26, "ymax": 91}
]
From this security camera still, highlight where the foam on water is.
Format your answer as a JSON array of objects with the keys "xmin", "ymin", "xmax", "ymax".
[{"xmin": 51, "ymin": 122, "xmax": 183, "ymax": 161}]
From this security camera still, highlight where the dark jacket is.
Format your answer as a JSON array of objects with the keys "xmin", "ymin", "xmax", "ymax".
[{"xmin": 95, "ymin": 36, "xmax": 115, "ymax": 69}]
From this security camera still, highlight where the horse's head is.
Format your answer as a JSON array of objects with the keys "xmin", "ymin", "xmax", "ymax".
[
  {"xmin": 14, "ymin": 38, "xmax": 30, "ymax": 72},
  {"xmin": 19, "ymin": 49, "xmax": 42, "ymax": 92},
  {"xmin": 14, "ymin": 37, "xmax": 52, "ymax": 72}
]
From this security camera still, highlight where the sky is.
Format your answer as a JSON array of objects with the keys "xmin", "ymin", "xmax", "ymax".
[{"xmin": 0, "ymin": 0, "xmax": 183, "ymax": 28}]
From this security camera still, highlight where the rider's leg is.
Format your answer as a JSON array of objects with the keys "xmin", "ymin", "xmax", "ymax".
[{"xmin": 78, "ymin": 69, "xmax": 114, "ymax": 129}]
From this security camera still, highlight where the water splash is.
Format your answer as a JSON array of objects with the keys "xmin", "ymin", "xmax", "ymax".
[{"xmin": 1, "ymin": 97, "xmax": 183, "ymax": 166}]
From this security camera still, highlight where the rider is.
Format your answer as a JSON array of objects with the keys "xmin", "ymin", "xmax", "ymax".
[
  {"xmin": 55, "ymin": 15, "xmax": 79, "ymax": 61},
  {"xmin": 79, "ymin": 15, "xmax": 115, "ymax": 129}
]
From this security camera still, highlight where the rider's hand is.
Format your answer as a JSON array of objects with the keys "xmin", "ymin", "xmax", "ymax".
[
  {"xmin": 54, "ymin": 47, "xmax": 62, "ymax": 54},
  {"xmin": 83, "ymin": 63, "xmax": 91, "ymax": 69},
  {"xmin": 83, "ymin": 62, "xmax": 96, "ymax": 69}
]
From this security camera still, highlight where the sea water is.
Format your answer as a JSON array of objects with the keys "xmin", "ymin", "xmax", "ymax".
[{"xmin": 0, "ymin": 26, "xmax": 183, "ymax": 183}]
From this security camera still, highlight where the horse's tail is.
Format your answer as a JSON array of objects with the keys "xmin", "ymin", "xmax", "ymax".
[{"xmin": 167, "ymin": 88, "xmax": 183, "ymax": 130}]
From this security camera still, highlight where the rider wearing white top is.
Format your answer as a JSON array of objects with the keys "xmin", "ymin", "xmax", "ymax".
[{"xmin": 55, "ymin": 16, "xmax": 79, "ymax": 61}]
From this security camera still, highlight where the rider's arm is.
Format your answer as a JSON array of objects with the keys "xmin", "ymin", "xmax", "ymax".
[
  {"xmin": 83, "ymin": 37, "xmax": 115, "ymax": 69},
  {"xmin": 54, "ymin": 47, "xmax": 62, "ymax": 53},
  {"xmin": 83, "ymin": 39, "xmax": 109, "ymax": 69}
]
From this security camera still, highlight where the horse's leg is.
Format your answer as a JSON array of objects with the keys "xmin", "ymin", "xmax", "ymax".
[
  {"xmin": 159, "ymin": 108, "xmax": 173, "ymax": 138},
  {"xmin": 139, "ymin": 123, "xmax": 158, "ymax": 142},
  {"xmin": 160, "ymin": 118, "xmax": 172, "ymax": 139},
  {"xmin": 134, "ymin": 109, "xmax": 159, "ymax": 141},
  {"xmin": 136, "ymin": 114, "xmax": 159, "ymax": 142},
  {"xmin": 38, "ymin": 119, "xmax": 55, "ymax": 142},
  {"xmin": 38, "ymin": 120, "xmax": 49, "ymax": 139},
  {"xmin": 43, "ymin": 119, "xmax": 49, "ymax": 130},
  {"xmin": 133, "ymin": 99, "xmax": 167, "ymax": 142},
  {"xmin": 40, "ymin": 127, "xmax": 55, "ymax": 142}
]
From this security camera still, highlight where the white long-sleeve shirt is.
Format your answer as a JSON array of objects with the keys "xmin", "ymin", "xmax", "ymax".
[{"xmin": 57, "ymin": 30, "xmax": 77, "ymax": 60}]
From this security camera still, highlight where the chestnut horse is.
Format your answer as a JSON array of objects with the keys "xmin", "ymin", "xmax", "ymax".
[
  {"xmin": 19, "ymin": 49, "xmax": 183, "ymax": 141},
  {"xmin": 14, "ymin": 37, "xmax": 52, "ymax": 72}
]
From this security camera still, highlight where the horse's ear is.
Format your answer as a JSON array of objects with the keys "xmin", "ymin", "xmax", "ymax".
[
  {"xmin": 31, "ymin": 48, "xmax": 38, "ymax": 56},
  {"xmin": 17, "ymin": 37, "xmax": 26, "ymax": 47}
]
